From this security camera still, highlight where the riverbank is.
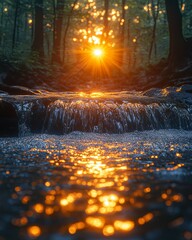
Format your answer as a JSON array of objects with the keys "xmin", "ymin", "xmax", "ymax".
[{"xmin": 1, "ymin": 58, "xmax": 192, "ymax": 94}]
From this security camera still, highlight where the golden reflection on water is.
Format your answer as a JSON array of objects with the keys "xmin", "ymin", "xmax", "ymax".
[
  {"xmin": 24, "ymin": 143, "xmax": 187, "ymax": 238},
  {"xmin": 79, "ymin": 92, "xmax": 105, "ymax": 98},
  {"xmin": 46, "ymin": 146, "xmax": 139, "ymax": 237},
  {"xmin": 27, "ymin": 226, "xmax": 41, "ymax": 238}
]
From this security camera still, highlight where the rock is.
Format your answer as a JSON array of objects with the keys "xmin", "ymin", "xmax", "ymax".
[
  {"xmin": 0, "ymin": 90, "xmax": 8, "ymax": 95},
  {"xmin": 178, "ymin": 84, "xmax": 192, "ymax": 93},
  {"xmin": 0, "ymin": 84, "xmax": 36, "ymax": 95},
  {"xmin": 142, "ymin": 85, "xmax": 192, "ymax": 105},
  {"xmin": 0, "ymin": 100, "xmax": 18, "ymax": 137},
  {"xmin": 0, "ymin": 72, "xmax": 7, "ymax": 83},
  {"xmin": 143, "ymin": 88, "xmax": 162, "ymax": 97}
]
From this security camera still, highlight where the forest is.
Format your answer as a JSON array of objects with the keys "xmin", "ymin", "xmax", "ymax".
[
  {"xmin": 1, "ymin": 1, "xmax": 192, "ymax": 240},
  {"xmin": 0, "ymin": 0, "xmax": 192, "ymax": 91}
]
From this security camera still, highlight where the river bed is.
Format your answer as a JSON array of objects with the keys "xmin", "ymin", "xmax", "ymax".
[{"xmin": 0, "ymin": 130, "xmax": 192, "ymax": 240}]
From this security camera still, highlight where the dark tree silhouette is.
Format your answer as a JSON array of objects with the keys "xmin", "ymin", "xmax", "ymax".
[
  {"xmin": 12, "ymin": 0, "xmax": 19, "ymax": 52},
  {"xmin": 148, "ymin": 0, "xmax": 160, "ymax": 63},
  {"xmin": 103, "ymin": 0, "xmax": 109, "ymax": 39},
  {"xmin": 52, "ymin": 0, "xmax": 65, "ymax": 64},
  {"xmin": 118, "ymin": 0, "xmax": 126, "ymax": 66},
  {"xmin": 165, "ymin": 0, "xmax": 192, "ymax": 69},
  {"xmin": 32, "ymin": 0, "xmax": 44, "ymax": 59},
  {"xmin": 63, "ymin": 0, "xmax": 78, "ymax": 63}
]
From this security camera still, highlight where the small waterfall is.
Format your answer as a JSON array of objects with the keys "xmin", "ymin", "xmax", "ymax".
[
  {"xmin": 43, "ymin": 100, "xmax": 192, "ymax": 134},
  {"xmin": 0, "ymin": 99, "xmax": 48, "ymax": 137},
  {"xmin": 13, "ymin": 101, "xmax": 33, "ymax": 137},
  {"xmin": 1, "ymin": 96, "xmax": 192, "ymax": 136}
]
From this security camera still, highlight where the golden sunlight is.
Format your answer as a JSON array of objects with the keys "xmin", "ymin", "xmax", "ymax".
[
  {"xmin": 93, "ymin": 48, "xmax": 104, "ymax": 57},
  {"xmin": 79, "ymin": 92, "xmax": 104, "ymax": 98}
]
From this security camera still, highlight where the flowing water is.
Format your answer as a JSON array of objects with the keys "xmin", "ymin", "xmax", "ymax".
[
  {"xmin": 0, "ymin": 89, "xmax": 192, "ymax": 240},
  {"xmin": 1, "ymin": 90, "xmax": 192, "ymax": 136}
]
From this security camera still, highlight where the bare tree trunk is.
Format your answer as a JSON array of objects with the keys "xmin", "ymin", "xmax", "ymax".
[
  {"xmin": 45, "ymin": 32, "xmax": 51, "ymax": 59},
  {"xmin": 127, "ymin": 18, "xmax": 131, "ymax": 67},
  {"xmin": 52, "ymin": 0, "xmax": 65, "ymax": 64},
  {"xmin": 24, "ymin": 12, "xmax": 28, "ymax": 41},
  {"xmin": 147, "ymin": 0, "xmax": 151, "ymax": 21},
  {"xmin": 62, "ymin": 0, "xmax": 78, "ymax": 64},
  {"xmin": 185, "ymin": 0, "xmax": 192, "ymax": 30},
  {"xmin": 32, "ymin": 0, "xmax": 44, "ymax": 59},
  {"xmin": 165, "ymin": 0, "xmax": 189, "ymax": 69},
  {"xmin": 0, "ymin": 0, "xmax": 3, "ymax": 26},
  {"xmin": 52, "ymin": 0, "xmax": 56, "ymax": 54},
  {"xmin": 12, "ymin": 0, "xmax": 19, "ymax": 52},
  {"xmin": 103, "ymin": 0, "xmax": 109, "ymax": 40},
  {"xmin": 31, "ymin": 0, "xmax": 34, "ymax": 43},
  {"xmin": 0, "ymin": 0, "xmax": 4, "ymax": 48},
  {"xmin": 119, "ymin": 0, "xmax": 126, "ymax": 66},
  {"xmin": 148, "ymin": 0, "xmax": 160, "ymax": 63}
]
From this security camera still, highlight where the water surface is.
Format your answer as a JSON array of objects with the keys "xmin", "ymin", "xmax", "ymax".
[{"xmin": 0, "ymin": 130, "xmax": 192, "ymax": 240}]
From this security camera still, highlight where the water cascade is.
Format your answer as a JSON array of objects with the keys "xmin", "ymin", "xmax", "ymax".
[
  {"xmin": 1, "ymin": 96, "xmax": 192, "ymax": 136},
  {"xmin": 44, "ymin": 100, "xmax": 192, "ymax": 134}
]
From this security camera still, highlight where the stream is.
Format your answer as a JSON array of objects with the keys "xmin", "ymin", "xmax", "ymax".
[{"xmin": 0, "ymin": 88, "xmax": 192, "ymax": 240}]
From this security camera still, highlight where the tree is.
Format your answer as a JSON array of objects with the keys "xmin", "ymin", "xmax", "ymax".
[
  {"xmin": 52, "ymin": 0, "xmax": 65, "ymax": 64},
  {"xmin": 103, "ymin": 0, "xmax": 109, "ymax": 40},
  {"xmin": 165, "ymin": 0, "xmax": 192, "ymax": 69},
  {"xmin": 12, "ymin": 0, "xmax": 20, "ymax": 52},
  {"xmin": 148, "ymin": 0, "xmax": 160, "ymax": 63},
  {"xmin": 32, "ymin": 0, "xmax": 44, "ymax": 59},
  {"xmin": 62, "ymin": 0, "xmax": 78, "ymax": 63},
  {"xmin": 118, "ymin": 0, "xmax": 126, "ymax": 66}
]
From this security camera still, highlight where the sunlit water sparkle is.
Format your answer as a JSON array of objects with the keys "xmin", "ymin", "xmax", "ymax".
[{"xmin": 0, "ymin": 130, "xmax": 192, "ymax": 240}]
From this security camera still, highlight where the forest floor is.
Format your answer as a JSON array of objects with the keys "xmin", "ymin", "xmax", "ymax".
[{"xmin": 1, "ymin": 58, "xmax": 192, "ymax": 95}]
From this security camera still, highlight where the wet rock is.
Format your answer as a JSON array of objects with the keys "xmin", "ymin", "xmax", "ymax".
[
  {"xmin": 143, "ymin": 85, "xmax": 192, "ymax": 104},
  {"xmin": 178, "ymin": 84, "xmax": 192, "ymax": 93},
  {"xmin": 0, "ymin": 90, "xmax": 8, "ymax": 95},
  {"xmin": 143, "ymin": 88, "xmax": 162, "ymax": 97},
  {"xmin": 0, "ymin": 100, "xmax": 18, "ymax": 136},
  {"xmin": 0, "ymin": 84, "xmax": 36, "ymax": 95}
]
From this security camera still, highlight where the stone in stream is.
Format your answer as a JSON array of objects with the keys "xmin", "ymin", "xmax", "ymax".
[{"xmin": 0, "ymin": 100, "xmax": 18, "ymax": 136}]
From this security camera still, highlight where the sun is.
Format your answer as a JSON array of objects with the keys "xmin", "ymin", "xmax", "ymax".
[{"xmin": 93, "ymin": 48, "xmax": 103, "ymax": 57}]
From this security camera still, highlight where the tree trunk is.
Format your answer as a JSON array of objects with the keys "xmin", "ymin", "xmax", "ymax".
[
  {"xmin": 185, "ymin": 0, "xmax": 192, "ymax": 31},
  {"xmin": 52, "ymin": 0, "xmax": 65, "ymax": 64},
  {"xmin": 148, "ymin": 0, "xmax": 160, "ymax": 63},
  {"xmin": 0, "ymin": 0, "xmax": 4, "ymax": 48},
  {"xmin": 62, "ymin": 0, "xmax": 78, "ymax": 64},
  {"xmin": 103, "ymin": 0, "xmax": 109, "ymax": 40},
  {"xmin": 119, "ymin": 0, "xmax": 126, "ymax": 66},
  {"xmin": 32, "ymin": 0, "xmax": 44, "ymax": 59},
  {"xmin": 165, "ymin": 0, "xmax": 188, "ymax": 69},
  {"xmin": 12, "ymin": 0, "xmax": 19, "ymax": 52},
  {"xmin": 31, "ymin": 0, "xmax": 34, "ymax": 43},
  {"xmin": 127, "ymin": 18, "xmax": 131, "ymax": 67}
]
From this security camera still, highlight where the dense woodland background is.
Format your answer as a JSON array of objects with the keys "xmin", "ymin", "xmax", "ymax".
[{"xmin": 0, "ymin": 0, "xmax": 192, "ymax": 91}]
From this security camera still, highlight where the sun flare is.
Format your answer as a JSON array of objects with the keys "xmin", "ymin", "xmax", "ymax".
[{"xmin": 93, "ymin": 48, "xmax": 103, "ymax": 57}]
